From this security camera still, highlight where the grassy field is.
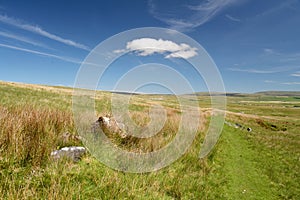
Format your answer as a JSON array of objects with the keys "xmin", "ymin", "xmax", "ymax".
[{"xmin": 0, "ymin": 81, "xmax": 299, "ymax": 199}]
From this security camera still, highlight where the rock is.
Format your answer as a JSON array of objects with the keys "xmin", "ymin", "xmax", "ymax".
[
  {"xmin": 51, "ymin": 146, "xmax": 86, "ymax": 162},
  {"xmin": 226, "ymin": 121, "xmax": 252, "ymax": 132},
  {"xmin": 94, "ymin": 116, "xmax": 128, "ymax": 138},
  {"xmin": 98, "ymin": 116, "xmax": 110, "ymax": 126},
  {"xmin": 235, "ymin": 123, "xmax": 243, "ymax": 128}
]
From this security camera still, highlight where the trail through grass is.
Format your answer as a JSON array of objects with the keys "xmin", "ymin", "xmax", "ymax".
[{"xmin": 218, "ymin": 126, "xmax": 276, "ymax": 199}]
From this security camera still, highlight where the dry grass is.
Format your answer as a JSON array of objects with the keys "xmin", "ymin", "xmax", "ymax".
[
  {"xmin": 96, "ymin": 107, "xmax": 209, "ymax": 154},
  {"xmin": 0, "ymin": 105, "xmax": 79, "ymax": 167},
  {"xmin": 0, "ymin": 81, "xmax": 73, "ymax": 95},
  {"xmin": 0, "ymin": 104, "xmax": 84, "ymax": 199},
  {"xmin": 0, "ymin": 101, "xmax": 211, "ymax": 199}
]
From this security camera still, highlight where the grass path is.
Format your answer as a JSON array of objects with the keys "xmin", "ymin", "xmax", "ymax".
[{"xmin": 216, "ymin": 126, "xmax": 278, "ymax": 199}]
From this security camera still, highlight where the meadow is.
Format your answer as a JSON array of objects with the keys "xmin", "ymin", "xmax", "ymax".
[{"xmin": 0, "ymin": 81, "xmax": 299, "ymax": 199}]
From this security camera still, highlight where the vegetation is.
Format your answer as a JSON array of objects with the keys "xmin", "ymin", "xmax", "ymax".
[{"xmin": 0, "ymin": 81, "xmax": 299, "ymax": 199}]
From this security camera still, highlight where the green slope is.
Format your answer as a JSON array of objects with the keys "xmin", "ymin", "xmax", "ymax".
[{"xmin": 220, "ymin": 126, "xmax": 276, "ymax": 199}]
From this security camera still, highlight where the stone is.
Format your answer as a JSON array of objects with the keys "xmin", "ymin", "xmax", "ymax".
[{"xmin": 51, "ymin": 146, "xmax": 86, "ymax": 162}]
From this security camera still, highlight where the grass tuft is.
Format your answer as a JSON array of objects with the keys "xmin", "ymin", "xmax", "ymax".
[{"xmin": 0, "ymin": 105, "xmax": 79, "ymax": 167}]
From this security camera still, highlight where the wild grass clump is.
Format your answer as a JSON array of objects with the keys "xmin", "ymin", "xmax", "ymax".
[
  {"xmin": 0, "ymin": 104, "xmax": 78, "ymax": 167},
  {"xmin": 97, "ymin": 108, "xmax": 209, "ymax": 154}
]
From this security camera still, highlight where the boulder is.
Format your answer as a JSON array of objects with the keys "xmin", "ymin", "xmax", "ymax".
[{"xmin": 51, "ymin": 146, "xmax": 86, "ymax": 162}]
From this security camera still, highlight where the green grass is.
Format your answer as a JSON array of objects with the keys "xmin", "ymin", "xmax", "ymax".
[
  {"xmin": 214, "ymin": 126, "xmax": 278, "ymax": 199},
  {"xmin": 0, "ymin": 81, "xmax": 299, "ymax": 199},
  {"xmin": 0, "ymin": 82, "xmax": 72, "ymax": 110}
]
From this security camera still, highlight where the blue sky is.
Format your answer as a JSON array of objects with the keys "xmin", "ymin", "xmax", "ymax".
[{"xmin": 0, "ymin": 0, "xmax": 300, "ymax": 93}]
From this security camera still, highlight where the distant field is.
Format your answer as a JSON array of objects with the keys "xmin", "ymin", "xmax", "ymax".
[{"xmin": 0, "ymin": 81, "xmax": 299, "ymax": 199}]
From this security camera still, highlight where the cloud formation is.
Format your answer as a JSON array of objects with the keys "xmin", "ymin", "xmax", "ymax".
[
  {"xmin": 228, "ymin": 67, "xmax": 281, "ymax": 74},
  {"xmin": 264, "ymin": 80, "xmax": 276, "ymax": 83},
  {"xmin": 282, "ymin": 82, "xmax": 300, "ymax": 85},
  {"xmin": 256, "ymin": 0, "xmax": 298, "ymax": 18},
  {"xmin": 230, "ymin": 48, "xmax": 300, "ymax": 75},
  {"xmin": 0, "ymin": 31, "xmax": 49, "ymax": 49},
  {"xmin": 114, "ymin": 38, "xmax": 198, "ymax": 59},
  {"xmin": 225, "ymin": 14, "xmax": 241, "ymax": 22},
  {"xmin": 148, "ymin": 0, "xmax": 240, "ymax": 31},
  {"xmin": 0, "ymin": 15, "xmax": 90, "ymax": 51},
  {"xmin": 0, "ymin": 43, "xmax": 82, "ymax": 64},
  {"xmin": 291, "ymin": 71, "xmax": 300, "ymax": 77}
]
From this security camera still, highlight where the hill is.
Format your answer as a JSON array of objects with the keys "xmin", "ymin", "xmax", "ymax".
[
  {"xmin": 254, "ymin": 91, "xmax": 300, "ymax": 96},
  {"xmin": 0, "ymin": 81, "xmax": 299, "ymax": 199}
]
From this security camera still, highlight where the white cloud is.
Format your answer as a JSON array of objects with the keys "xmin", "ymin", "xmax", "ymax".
[
  {"xmin": 256, "ymin": 0, "xmax": 298, "ymax": 18},
  {"xmin": 225, "ymin": 14, "xmax": 241, "ymax": 22},
  {"xmin": 165, "ymin": 50, "xmax": 197, "ymax": 59},
  {"xmin": 282, "ymin": 82, "xmax": 300, "ymax": 85},
  {"xmin": 148, "ymin": 0, "xmax": 240, "ymax": 31},
  {"xmin": 114, "ymin": 38, "xmax": 198, "ymax": 59},
  {"xmin": 261, "ymin": 48, "xmax": 300, "ymax": 60},
  {"xmin": 0, "ymin": 43, "xmax": 82, "ymax": 64},
  {"xmin": 228, "ymin": 67, "xmax": 281, "ymax": 74},
  {"xmin": 0, "ymin": 31, "xmax": 49, "ymax": 49},
  {"xmin": 264, "ymin": 80, "xmax": 276, "ymax": 83},
  {"xmin": 113, "ymin": 49, "xmax": 126, "ymax": 54},
  {"xmin": 291, "ymin": 71, "xmax": 300, "ymax": 77},
  {"xmin": 263, "ymin": 48, "xmax": 278, "ymax": 55},
  {"xmin": 0, "ymin": 15, "xmax": 90, "ymax": 51}
]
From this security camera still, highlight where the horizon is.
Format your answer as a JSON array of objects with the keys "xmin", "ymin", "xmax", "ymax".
[
  {"xmin": 2, "ymin": 80, "xmax": 300, "ymax": 96},
  {"xmin": 0, "ymin": 0, "xmax": 300, "ymax": 93}
]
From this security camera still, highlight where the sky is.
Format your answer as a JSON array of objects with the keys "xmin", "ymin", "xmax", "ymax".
[{"xmin": 0, "ymin": 0, "xmax": 300, "ymax": 93}]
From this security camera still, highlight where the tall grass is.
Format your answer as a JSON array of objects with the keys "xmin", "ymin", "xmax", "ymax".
[
  {"xmin": 96, "ymin": 108, "xmax": 209, "ymax": 154},
  {"xmin": 0, "ymin": 105, "xmax": 78, "ymax": 167},
  {"xmin": 0, "ymin": 103, "xmax": 213, "ymax": 199},
  {"xmin": 0, "ymin": 104, "xmax": 85, "ymax": 199}
]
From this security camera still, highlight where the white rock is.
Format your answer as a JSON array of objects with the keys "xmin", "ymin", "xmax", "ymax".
[
  {"xmin": 51, "ymin": 146, "xmax": 86, "ymax": 162},
  {"xmin": 102, "ymin": 117, "xmax": 110, "ymax": 126}
]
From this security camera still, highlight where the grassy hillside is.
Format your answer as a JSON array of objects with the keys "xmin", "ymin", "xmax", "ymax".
[
  {"xmin": 254, "ymin": 91, "xmax": 300, "ymax": 96},
  {"xmin": 0, "ymin": 81, "xmax": 299, "ymax": 199}
]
